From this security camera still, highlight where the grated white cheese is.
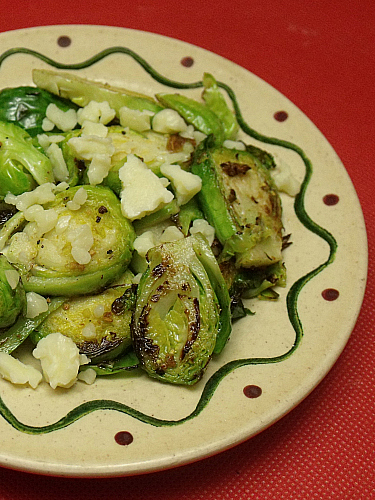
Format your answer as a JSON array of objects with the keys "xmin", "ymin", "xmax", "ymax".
[
  {"xmin": 93, "ymin": 304, "xmax": 105, "ymax": 318},
  {"xmin": 45, "ymin": 103, "xmax": 78, "ymax": 132},
  {"xmin": 55, "ymin": 215, "xmax": 72, "ymax": 235},
  {"xmin": 66, "ymin": 187, "xmax": 88, "ymax": 211},
  {"xmin": 271, "ymin": 160, "xmax": 300, "ymax": 197},
  {"xmin": 223, "ymin": 139, "xmax": 246, "ymax": 151},
  {"xmin": 33, "ymin": 332, "xmax": 88, "ymax": 389},
  {"xmin": 190, "ymin": 219, "xmax": 216, "ymax": 246},
  {"xmin": 82, "ymin": 322, "xmax": 96, "ymax": 340},
  {"xmin": 119, "ymin": 154, "xmax": 174, "ymax": 220},
  {"xmin": 46, "ymin": 143, "xmax": 69, "ymax": 183},
  {"xmin": 26, "ymin": 292, "xmax": 49, "ymax": 319},
  {"xmin": 37, "ymin": 133, "xmax": 65, "ymax": 150},
  {"xmin": 160, "ymin": 225, "xmax": 184, "ymax": 243},
  {"xmin": 77, "ymin": 100, "xmax": 116, "ymax": 125},
  {"xmin": 4, "ymin": 183, "xmax": 56, "ymax": 212},
  {"xmin": 152, "ymin": 109, "xmax": 188, "ymax": 134},
  {"xmin": 119, "ymin": 106, "xmax": 153, "ymax": 132},
  {"xmin": 68, "ymin": 135, "xmax": 115, "ymax": 162},
  {"xmin": 23, "ymin": 205, "xmax": 58, "ymax": 237},
  {"xmin": 87, "ymin": 154, "xmax": 112, "ymax": 186},
  {"xmin": 78, "ymin": 368, "xmax": 97, "ymax": 385},
  {"xmin": 81, "ymin": 120, "xmax": 108, "ymax": 137},
  {"xmin": 0, "ymin": 352, "xmax": 42, "ymax": 389},
  {"xmin": 41, "ymin": 117, "xmax": 55, "ymax": 132},
  {"xmin": 160, "ymin": 163, "xmax": 202, "ymax": 206},
  {"xmin": 180, "ymin": 125, "xmax": 207, "ymax": 144},
  {"xmin": 4, "ymin": 269, "xmax": 20, "ymax": 289},
  {"xmin": 67, "ymin": 223, "xmax": 94, "ymax": 265},
  {"xmin": 133, "ymin": 231, "xmax": 157, "ymax": 257}
]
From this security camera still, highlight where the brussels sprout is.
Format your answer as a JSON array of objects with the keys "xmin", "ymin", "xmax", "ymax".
[
  {"xmin": 3, "ymin": 185, "xmax": 135, "ymax": 296},
  {"xmin": 191, "ymin": 137, "xmax": 283, "ymax": 268},
  {"xmin": 32, "ymin": 272, "xmax": 136, "ymax": 363},
  {"xmin": 0, "ymin": 121, "xmax": 54, "ymax": 198},
  {"xmin": 32, "ymin": 69, "xmax": 163, "ymax": 115},
  {"xmin": 0, "ymin": 86, "xmax": 79, "ymax": 137},
  {"xmin": 223, "ymin": 260, "xmax": 287, "ymax": 300},
  {"xmin": 132, "ymin": 235, "xmax": 222, "ymax": 385},
  {"xmin": 220, "ymin": 258, "xmax": 286, "ymax": 320},
  {"xmin": 0, "ymin": 255, "xmax": 26, "ymax": 329}
]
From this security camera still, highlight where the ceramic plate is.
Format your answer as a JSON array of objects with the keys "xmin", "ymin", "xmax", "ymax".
[{"xmin": 0, "ymin": 25, "xmax": 367, "ymax": 477}]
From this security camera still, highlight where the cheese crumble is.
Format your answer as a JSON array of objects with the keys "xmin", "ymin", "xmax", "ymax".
[
  {"xmin": 0, "ymin": 352, "xmax": 42, "ymax": 389},
  {"xmin": 33, "ymin": 332, "xmax": 89, "ymax": 389},
  {"xmin": 119, "ymin": 154, "xmax": 173, "ymax": 220}
]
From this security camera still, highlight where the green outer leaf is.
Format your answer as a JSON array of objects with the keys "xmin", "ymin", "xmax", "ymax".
[
  {"xmin": 0, "ymin": 255, "xmax": 26, "ymax": 329},
  {"xmin": 175, "ymin": 197, "xmax": 203, "ymax": 236},
  {"xmin": 133, "ymin": 200, "xmax": 180, "ymax": 232},
  {"xmin": 202, "ymin": 73, "xmax": 239, "ymax": 140},
  {"xmin": 83, "ymin": 350, "xmax": 140, "ymax": 376},
  {"xmin": 0, "ymin": 296, "xmax": 65, "ymax": 353},
  {"xmin": 22, "ymin": 261, "xmax": 128, "ymax": 299},
  {"xmin": 191, "ymin": 234, "xmax": 232, "ymax": 354},
  {"xmin": 0, "ymin": 86, "xmax": 79, "ymax": 137},
  {"xmin": 191, "ymin": 143, "xmax": 237, "ymax": 243},
  {"xmin": 0, "ymin": 210, "xmax": 25, "ymax": 251},
  {"xmin": 156, "ymin": 93, "xmax": 225, "ymax": 144},
  {"xmin": 32, "ymin": 69, "xmax": 163, "ymax": 115}
]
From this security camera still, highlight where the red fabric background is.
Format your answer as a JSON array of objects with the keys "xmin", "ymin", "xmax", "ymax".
[{"xmin": 0, "ymin": 0, "xmax": 374, "ymax": 498}]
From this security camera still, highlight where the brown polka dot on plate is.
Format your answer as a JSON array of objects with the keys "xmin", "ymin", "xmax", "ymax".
[
  {"xmin": 322, "ymin": 288, "xmax": 339, "ymax": 301},
  {"xmin": 181, "ymin": 56, "xmax": 194, "ymax": 67},
  {"xmin": 323, "ymin": 194, "xmax": 339, "ymax": 206},
  {"xmin": 243, "ymin": 385, "xmax": 262, "ymax": 398},
  {"xmin": 57, "ymin": 36, "xmax": 71, "ymax": 47},
  {"xmin": 274, "ymin": 111, "xmax": 288, "ymax": 122},
  {"xmin": 115, "ymin": 431, "xmax": 133, "ymax": 445}
]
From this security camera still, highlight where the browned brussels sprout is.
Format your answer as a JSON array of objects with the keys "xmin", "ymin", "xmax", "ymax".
[
  {"xmin": 32, "ymin": 272, "xmax": 136, "ymax": 363},
  {"xmin": 132, "ymin": 235, "xmax": 227, "ymax": 385},
  {"xmin": 191, "ymin": 138, "xmax": 283, "ymax": 268}
]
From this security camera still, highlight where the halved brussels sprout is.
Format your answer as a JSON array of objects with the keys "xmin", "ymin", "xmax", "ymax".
[
  {"xmin": 0, "ymin": 255, "xmax": 26, "ymax": 329},
  {"xmin": 0, "ymin": 121, "xmax": 54, "ymax": 198},
  {"xmin": 3, "ymin": 185, "xmax": 135, "ymax": 296},
  {"xmin": 191, "ymin": 137, "xmax": 283, "ymax": 268},
  {"xmin": 132, "ymin": 235, "xmax": 222, "ymax": 385},
  {"xmin": 32, "ymin": 272, "xmax": 136, "ymax": 363}
]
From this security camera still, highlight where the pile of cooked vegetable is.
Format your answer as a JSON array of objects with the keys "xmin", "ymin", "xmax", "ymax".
[{"xmin": 0, "ymin": 69, "xmax": 291, "ymax": 389}]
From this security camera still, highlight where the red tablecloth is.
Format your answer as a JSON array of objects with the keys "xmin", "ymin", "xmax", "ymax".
[{"xmin": 0, "ymin": 0, "xmax": 374, "ymax": 498}]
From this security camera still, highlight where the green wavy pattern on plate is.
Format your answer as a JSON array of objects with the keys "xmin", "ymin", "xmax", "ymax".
[{"xmin": 0, "ymin": 46, "xmax": 337, "ymax": 434}]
